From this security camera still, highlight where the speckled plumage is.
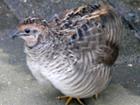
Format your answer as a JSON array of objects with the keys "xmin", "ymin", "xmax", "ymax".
[{"xmin": 15, "ymin": 0, "xmax": 123, "ymax": 100}]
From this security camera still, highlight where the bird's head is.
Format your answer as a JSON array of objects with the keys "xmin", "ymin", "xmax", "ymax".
[{"xmin": 12, "ymin": 17, "xmax": 48, "ymax": 48}]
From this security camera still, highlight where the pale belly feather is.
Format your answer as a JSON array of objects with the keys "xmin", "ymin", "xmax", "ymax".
[{"xmin": 27, "ymin": 59, "xmax": 110, "ymax": 98}]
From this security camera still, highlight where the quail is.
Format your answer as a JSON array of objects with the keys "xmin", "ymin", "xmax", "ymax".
[{"xmin": 12, "ymin": 1, "xmax": 123, "ymax": 105}]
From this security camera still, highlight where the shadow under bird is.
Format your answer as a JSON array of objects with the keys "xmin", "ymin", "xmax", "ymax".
[{"xmin": 12, "ymin": 1, "xmax": 123, "ymax": 105}]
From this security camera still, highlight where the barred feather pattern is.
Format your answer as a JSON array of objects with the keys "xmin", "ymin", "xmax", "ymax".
[
  {"xmin": 25, "ymin": 45, "xmax": 111, "ymax": 98},
  {"xmin": 24, "ymin": 1, "xmax": 123, "ymax": 98}
]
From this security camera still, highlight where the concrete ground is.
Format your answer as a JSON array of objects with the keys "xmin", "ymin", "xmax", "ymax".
[{"xmin": 0, "ymin": 0, "xmax": 140, "ymax": 105}]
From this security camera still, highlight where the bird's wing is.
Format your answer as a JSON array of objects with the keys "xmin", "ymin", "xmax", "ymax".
[{"xmin": 49, "ymin": 1, "xmax": 123, "ymax": 65}]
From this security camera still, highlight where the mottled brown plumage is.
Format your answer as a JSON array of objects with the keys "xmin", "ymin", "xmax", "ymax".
[{"xmin": 12, "ymin": 1, "xmax": 123, "ymax": 105}]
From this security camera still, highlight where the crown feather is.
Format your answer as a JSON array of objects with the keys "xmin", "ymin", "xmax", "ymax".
[{"xmin": 21, "ymin": 17, "xmax": 48, "ymax": 26}]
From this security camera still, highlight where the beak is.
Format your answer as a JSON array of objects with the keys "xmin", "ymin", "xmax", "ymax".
[{"xmin": 11, "ymin": 31, "xmax": 27, "ymax": 39}]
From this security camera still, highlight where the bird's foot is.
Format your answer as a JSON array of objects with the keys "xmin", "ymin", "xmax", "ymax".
[{"xmin": 56, "ymin": 96, "xmax": 85, "ymax": 105}]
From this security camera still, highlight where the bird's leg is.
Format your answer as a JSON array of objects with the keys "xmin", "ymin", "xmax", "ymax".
[
  {"xmin": 76, "ymin": 97, "xmax": 85, "ymax": 105},
  {"xmin": 93, "ymin": 93, "xmax": 99, "ymax": 100},
  {"xmin": 65, "ymin": 97, "xmax": 73, "ymax": 105},
  {"xmin": 56, "ymin": 96, "xmax": 85, "ymax": 105},
  {"xmin": 95, "ymin": 93, "xmax": 99, "ymax": 99}
]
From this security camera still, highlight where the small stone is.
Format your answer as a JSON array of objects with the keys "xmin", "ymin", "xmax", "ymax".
[
  {"xmin": 51, "ymin": 0, "xmax": 61, "ymax": 3},
  {"xmin": 32, "ymin": 10, "xmax": 35, "ymax": 14},
  {"xmin": 7, "ymin": 81, "xmax": 11, "ymax": 85},
  {"xmin": 127, "ymin": 64, "xmax": 133, "ymax": 67},
  {"xmin": 23, "ymin": 0, "xmax": 27, "ymax": 3},
  {"xmin": 6, "ymin": 13, "xmax": 10, "ymax": 17}
]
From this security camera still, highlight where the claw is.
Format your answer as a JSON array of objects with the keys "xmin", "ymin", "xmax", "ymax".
[{"xmin": 56, "ymin": 96, "xmax": 85, "ymax": 105}]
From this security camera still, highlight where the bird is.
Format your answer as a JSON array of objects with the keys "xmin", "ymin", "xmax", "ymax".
[{"xmin": 12, "ymin": 1, "xmax": 123, "ymax": 105}]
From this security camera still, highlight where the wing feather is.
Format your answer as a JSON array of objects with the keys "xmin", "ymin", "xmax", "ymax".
[{"xmin": 48, "ymin": 1, "xmax": 123, "ymax": 65}]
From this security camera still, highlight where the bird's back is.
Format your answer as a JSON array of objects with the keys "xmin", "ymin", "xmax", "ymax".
[{"xmin": 46, "ymin": 1, "xmax": 122, "ymax": 66}]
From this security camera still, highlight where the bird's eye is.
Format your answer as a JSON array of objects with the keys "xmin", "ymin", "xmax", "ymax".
[{"xmin": 24, "ymin": 28, "xmax": 30, "ymax": 33}]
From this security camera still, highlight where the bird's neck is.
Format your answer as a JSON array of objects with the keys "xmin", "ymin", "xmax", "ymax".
[{"xmin": 24, "ymin": 36, "xmax": 64, "ymax": 61}]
